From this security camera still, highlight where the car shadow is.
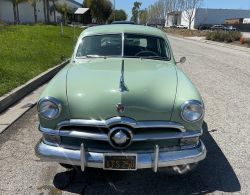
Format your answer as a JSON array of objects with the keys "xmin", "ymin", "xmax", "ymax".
[{"xmin": 53, "ymin": 122, "xmax": 240, "ymax": 194}]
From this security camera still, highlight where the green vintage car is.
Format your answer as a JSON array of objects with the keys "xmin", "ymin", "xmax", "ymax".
[{"xmin": 35, "ymin": 24, "xmax": 206, "ymax": 173}]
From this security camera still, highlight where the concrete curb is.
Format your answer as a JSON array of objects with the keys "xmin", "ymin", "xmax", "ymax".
[{"xmin": 0, "ymin": 59, "xmax": 69, "ymax": 113}]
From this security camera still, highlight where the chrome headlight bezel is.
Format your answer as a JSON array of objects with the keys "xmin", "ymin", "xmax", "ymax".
[
  {"xmin": 181, "ymin": 100, "xmax": 204, "ymax": 123},
  {"xmin": 37, "ymin": 97, "xmax": 62, "ymax": 120}
]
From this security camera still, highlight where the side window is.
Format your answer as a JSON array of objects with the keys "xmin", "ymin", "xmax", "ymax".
[{"xmin": 139, "ymin": 39, "xmax": 147, "ymax": 47}]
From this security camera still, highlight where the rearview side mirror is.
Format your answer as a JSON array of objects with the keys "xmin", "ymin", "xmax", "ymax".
[{"xmin": 177, "ymin": 57, "xmax": 186, "ymax": 64}]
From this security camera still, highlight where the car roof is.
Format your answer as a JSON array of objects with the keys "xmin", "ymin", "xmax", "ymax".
[{"xmin": 81, "ymin": 24, "xmax": 167, "ymax": 39}]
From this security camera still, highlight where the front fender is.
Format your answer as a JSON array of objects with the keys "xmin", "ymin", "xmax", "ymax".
[
  {"xmin": 38, "ymin": 65, "xmax": 71, "ymax": 129},
  {"xmin": 171, "ymin": 68, "xmax": 204, "ymax": 131}
]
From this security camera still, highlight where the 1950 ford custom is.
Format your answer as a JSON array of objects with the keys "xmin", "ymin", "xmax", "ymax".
[{"xmin": 35, "ymin": 24, "xmax": 206, "ymax": 173}]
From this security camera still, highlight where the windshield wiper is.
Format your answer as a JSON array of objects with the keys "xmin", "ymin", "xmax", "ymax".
[{"xmin": 140, "ymin": 56, "xmax": 169, "ymax": 60}]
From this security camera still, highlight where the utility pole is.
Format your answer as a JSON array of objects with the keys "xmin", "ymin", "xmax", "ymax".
[{"xmin": 113, "ymin": 0, "xmax": 116, "ymax": 21}]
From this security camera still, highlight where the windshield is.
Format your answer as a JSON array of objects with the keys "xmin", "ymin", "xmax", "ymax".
[
  {"xmin": 76, "ymin": 34, "xmax": 122, "ymax": 57},
  {"xmin": 76, "ymin": 33, "xmax": 171, "ymax": 61}
]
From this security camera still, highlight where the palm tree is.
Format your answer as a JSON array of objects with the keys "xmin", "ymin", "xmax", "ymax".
[
  {"xmin": 51, "ymin": 0, "xmax": 57, "ymax": 23},
  {"xmin": 55, "ymin": 1, "xmax": 73, "ymax": 25},
  {"xmin": 42, "ymin": 0, "xmax": 47, "ymax": 23},
  {"xmin": 28, "ymin": 0, "xmax": 38, "ymax": 23},
  {"xmin": 46, "ymin": 0, "xmax": 50, "ymax": 23},
  {"xmin": 6, "ymin": 0, "xmax": 25, "ymax": 24},
  {"xmin": 42, "ymin": 0, "xmax": 55, "ymax": 23},
  {"xmin": 48, "ymin": 0, "xmax": 58, "ymax": 23},
  {"xmin": 8, "ymin": 0, "xmax": 18, "ymax": 24},
  {"xmin": 17, "ymin": 0, "xmax": 27, "ymax": 23}
]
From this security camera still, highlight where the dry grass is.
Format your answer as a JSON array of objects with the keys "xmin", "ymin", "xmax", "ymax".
[{"xmin": 163, "ymin": 28, "xmax": 208, "ymax": 37}]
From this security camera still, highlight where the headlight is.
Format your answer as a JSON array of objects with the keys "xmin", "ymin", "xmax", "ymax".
[
  {"xmin": 181, "ymin": 100, "xmax": 204, "ymax": 122},
  {"xmin": 38, "ymin": 97, "xmax": 62, "ymax": 120}
]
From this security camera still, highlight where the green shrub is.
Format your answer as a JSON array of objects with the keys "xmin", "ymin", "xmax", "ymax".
[{"xmin": 206, "ymin": 31, "xmax": 241, "ymax": 43}]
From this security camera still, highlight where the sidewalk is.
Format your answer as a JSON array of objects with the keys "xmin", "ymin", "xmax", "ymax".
[{"xmin": 0, "ymin": 84, "xmax": 46, "ymax": 133}]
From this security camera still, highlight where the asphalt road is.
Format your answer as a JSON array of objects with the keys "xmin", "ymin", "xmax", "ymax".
[{"xmin": 0, "ymin": 36, "xmax": 250, "ymax": 195}]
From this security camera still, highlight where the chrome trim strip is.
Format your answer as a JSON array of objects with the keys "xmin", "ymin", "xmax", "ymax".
[
  {"xmin": 80, "ymin": 143, "xmax": 85, "ymax": 171},
  {"xmin": 122, "ymin": 33, "xmax": 125, "ymax": 57},
  {"xmin": 59, "ymin": 130, "xmax": 107, "ymax": 141},
  {"xmin": 153, "ymin": 145, "xmax": 159, "ymax": 173},
  {"xmin": 39, "ymin": 126, "xmax": 60, "ymax": 135},
  {"xmin": 133, "ymin": 130, "xmax": 202, "ymax": 141},
  {"xmin": 136, "ymin": 121, "xmax": 185, "ymax": 132},
  {"xmin": 57, "ymin": 117, "xmax": 186, "ymax": 132},
  {"xmin": 35, "ymin": 141, "xmax": 207, "ymax": 170},
  {"xmin": 39, "ymin": 126, "xmax": 202, "ymax": 142}
]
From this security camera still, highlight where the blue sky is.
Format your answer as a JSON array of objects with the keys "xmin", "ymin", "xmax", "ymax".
[{"xmin": 76, "ymin": 0, "xmax": 250, "ymax": 19}]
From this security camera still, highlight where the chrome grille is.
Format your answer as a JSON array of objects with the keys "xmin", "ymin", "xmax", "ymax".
[
  {"xmin": 58, "ymin": 124, "xmax": 183, "ymax": 150},
  {"xmin": 40, "ymin": 117, "xmax": 202, "ymax": 151}
]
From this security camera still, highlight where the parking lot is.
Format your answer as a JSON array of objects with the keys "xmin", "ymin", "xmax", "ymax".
[{"xmin": 0, "ymin": 35, "xmax": 249, "ymax": 194}]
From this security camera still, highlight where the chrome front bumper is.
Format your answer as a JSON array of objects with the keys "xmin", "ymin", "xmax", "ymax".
[{"xmin": 35, "ymin": 140, "xmax": 206, "ymax": 172}]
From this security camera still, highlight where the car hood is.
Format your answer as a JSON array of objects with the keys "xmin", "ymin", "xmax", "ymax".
[{"xmin": 66, "ymin": 58, "xmax": 177, "ymax": 121}]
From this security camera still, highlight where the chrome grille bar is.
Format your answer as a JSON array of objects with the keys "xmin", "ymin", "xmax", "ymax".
[
  {"xmin": 57, "ymin": 117, "xmax": 185, "ymax": 132},
  {"xmin": 39, "ymin": 126, "xmax": 202, "ymax": 142}
]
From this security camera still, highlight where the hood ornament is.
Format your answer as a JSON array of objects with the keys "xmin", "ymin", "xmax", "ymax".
[{"xmin": 119, "ymin": 60, "xmax": 129, "ymax": 92}]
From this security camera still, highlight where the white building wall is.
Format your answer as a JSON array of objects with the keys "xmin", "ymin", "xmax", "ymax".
[
  {"xmin": 194, "ymin": 8, "xmax": 250, "ymax": 28},
  {"xmin": 0, "ymin": 0, "xmax": 81, "ymax": 23},
  {"xmin": 0, "ymin": 1, "xmax": 15, "ymax": 23}
]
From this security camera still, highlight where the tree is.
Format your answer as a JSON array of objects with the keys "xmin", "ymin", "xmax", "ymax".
[
  {"xmin": 55, "ymin": 1, "xmax": 73, "ymax": 24},
  {"xmin": 46, "ymin": 0, "xmax": 50, "ymax": 23},
  {"xmin": 130, "ymin": 1, "xmax": 141, "ymax": 24},
  {"xmin": 42, "ymin": 0, "xmax": 47, "ymax": 23},
  {"xmin": 7, "ymin": 0, "xmax": 26, "ymax": 24},
  {"xmin": 182, "ymin": 0, "xmax": 202, "ymax": 29},
  {"xmin": 108, "ymin": 9, "xmax": 127, "ymax": 23},
  {"xmin": 6, "ymin": 0, "xmax": 18, "ymax": 24},
  {"xmin": 48, "ymin": 0, "xmax": 59, "ymax": 23},
  {"xmin": 84, "ymin": 0, "xmax": 113, "ymax": 24},
  {"xmin": 147, "ymin": 0, "xmax": 185, "ymax": 26},
  {"xmin": 139, "ymin": 9, "xmax": 148, "ymax": 25},
  {"xmin": 147, "ymin": 1, "xmax": 165, "ymax": 25},
  {"xmin": 51, "ymin": 0, "xmax": 57, "ymax": 23},
  {"xmin": 27, "ymin": 0, "xmax": 38, "ymax": 23}
]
